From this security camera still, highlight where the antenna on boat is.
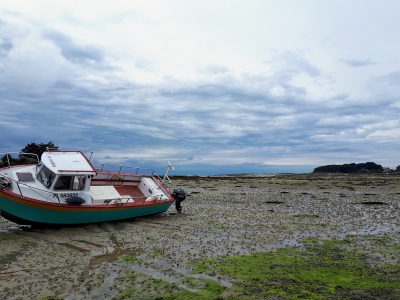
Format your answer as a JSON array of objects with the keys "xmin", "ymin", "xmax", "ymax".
[
  {"xmin": 89, "ymin": 151, "xmax": 93, "ymax": 161},
  {"xmin": 162, "ymin": 161, "xmax": 175, "ymax": 183}
]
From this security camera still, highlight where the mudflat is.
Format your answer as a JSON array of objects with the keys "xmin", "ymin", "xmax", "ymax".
[{"xmin": 1, "ymin": 173, "xmax": 399, "ymax": 299}]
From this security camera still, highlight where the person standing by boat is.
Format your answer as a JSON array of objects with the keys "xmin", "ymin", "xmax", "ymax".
[{"xmin": 172, "ymin": 188, "xmax": 186, "ymax": 212}]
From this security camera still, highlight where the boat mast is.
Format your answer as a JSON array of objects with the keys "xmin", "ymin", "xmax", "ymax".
[{"xmin": 162, "ymin": 161, "xmax": 175, "ymax": 183}]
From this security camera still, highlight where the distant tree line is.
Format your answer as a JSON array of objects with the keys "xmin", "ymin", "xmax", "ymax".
[
  {"xmin": 313, "ymin": 162, "xmax": 383, "ymax": 173},
  {"xmin": 1, "ymin": 142, "xmax": 57, "ymax": 167}
]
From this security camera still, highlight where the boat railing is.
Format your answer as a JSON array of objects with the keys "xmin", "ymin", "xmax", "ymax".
[
  {"xmin": 0, "ymin": 152, "xmax": 39, "ymax": 169},
  {"xmin": 102, "ymin": 194, "xmax": 165, "ymax": 206},
  {"xmin": 91, "ymin": 162, "xmax": 156, "ymax": 176},
  {"xmin": 0, "ymin": 174, "xmax": 62, "ymax": 203},
  {"xmin": 91, "ymin": 163, "xmax": 173, "ymax": 184}
]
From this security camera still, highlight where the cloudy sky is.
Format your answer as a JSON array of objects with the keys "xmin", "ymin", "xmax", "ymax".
[{"xmin": 1, "ymin": 1, "xmax": 400, "ymax": 175}]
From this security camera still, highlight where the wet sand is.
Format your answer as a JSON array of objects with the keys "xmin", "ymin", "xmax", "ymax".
[{"xmin": 0, "ymin": 173, "xmax": 399, "ymax": 299}]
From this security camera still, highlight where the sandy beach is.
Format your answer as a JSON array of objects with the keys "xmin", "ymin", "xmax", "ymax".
[{"xmin": 0, "ymin": 173, "xmax": 399, "ymax": 299}]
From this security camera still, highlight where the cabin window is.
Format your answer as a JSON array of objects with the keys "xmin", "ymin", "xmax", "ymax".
[
  {"xmin": 36, "ymin": 165, "xmax": 56, "ymax": 188},
  {"xmin": 53, "ymin": 175, "xmax": 86, "ymax": 191}
]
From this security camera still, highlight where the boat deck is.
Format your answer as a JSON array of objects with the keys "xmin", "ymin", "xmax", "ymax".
[
  {"xmin": 89, "ymin": 184, "xmax": 169, "ymax": 206},
  {"xmin": 114, "ymin": 185, "xmax": 145, "ymax": 199}
]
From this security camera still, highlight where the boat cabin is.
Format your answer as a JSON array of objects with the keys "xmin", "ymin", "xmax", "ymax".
[
  {"xmin": 37, "ymin": 150, "xmax": 95, "ymax": 190},
  {"xmin": 33, "ymin": 151, "xmax": 96, "ymax": 203}
]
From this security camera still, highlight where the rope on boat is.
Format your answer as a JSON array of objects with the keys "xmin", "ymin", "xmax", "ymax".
[
  {"xmin": 2, "ymin": 175, "xmax": 59, "ymax": 203},
  {"xmin": 25, "ymin": 183, "xmax": 59, "ymax": 203}
]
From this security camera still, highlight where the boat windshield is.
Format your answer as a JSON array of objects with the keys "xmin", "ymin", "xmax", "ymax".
[
  {"xmin": 53, "ymin": 175, "xmax": 86, "ymax": 191},
  {"xmin": 36, "ymin": 164, "xmax": 56, "ymax": 189}
]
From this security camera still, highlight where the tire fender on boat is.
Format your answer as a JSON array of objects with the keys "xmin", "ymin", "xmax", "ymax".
[{"xmin": 65, "ymin": 196, "xmax": 85, "ymax": 205}]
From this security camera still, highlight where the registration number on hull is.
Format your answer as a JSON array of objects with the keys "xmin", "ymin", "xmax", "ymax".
[{"xmin": 53, "ymin": 193, "xmax": 79, "ymax": 198}]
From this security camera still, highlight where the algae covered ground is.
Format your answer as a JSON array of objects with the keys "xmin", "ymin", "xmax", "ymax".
[{"xmin": 0, "ymin": 173, "xmax": 400, "ymax": 299}]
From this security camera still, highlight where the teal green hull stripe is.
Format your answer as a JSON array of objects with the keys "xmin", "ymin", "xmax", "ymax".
[{"xmin": 0, "ymin": 195, "xmax": 172, "ymax": 224}]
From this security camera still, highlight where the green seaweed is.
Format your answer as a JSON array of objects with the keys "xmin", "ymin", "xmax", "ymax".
[
  {"xmin": 190, "ymin": 238, "xmax": 400, "ymax": 299},
  {"xmin": 366, "ymin": 236, "xmax": 392, "ymax": 246},
  {"xmin": 119, "ymin": 255, "xmax": 137, "ymax": 263},
  {"xmin": 114, "ymin": 277, "xmax": 225, "ymax": 300},
  {"xmin": 300, "ymin": 237, "xmax": 319, "ymax": 244}
]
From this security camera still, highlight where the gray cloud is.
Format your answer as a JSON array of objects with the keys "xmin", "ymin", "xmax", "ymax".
[
  {"xmin": 43, "ymin": 30, "xmax": 104, "ymax": 64},
  {"xmin": 265, "ymin": 51, "xmax": 321, "ymax": 77},
  {"xmin": 340, "ymin": 59, "xmax": 376, "ymax": 67},
  {"xmin": 0, "ymin": 38, "xmax": 13, "ymax": 53},
  {"xmin": 378, "ymin": 71, "xmax": 400, "ymax": 86}
]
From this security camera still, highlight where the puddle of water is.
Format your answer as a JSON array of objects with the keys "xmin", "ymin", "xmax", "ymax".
[
  {"xmin": 0, "ymin": 242, "xmax": 37, "ymax": 271},
  {"xmin": 89, "ymin": 266, "xmax": 119, "ymax": 300},
  {"xmin": 64, "ymin": 281, "xmax": 119, "ymax": 300},
  {"xmin": 127, "ymin": 256, "xmax": 234, "ymax": 288},
  {"xmin": 58, "ymin": 243, "xmax": 91, "ymax": 253},
  {"xmin": 190, "ymin": 273, "xmax": 233, "ymax": 288},
  {"xmin": 110, "ymin": 234, "xmax": 128, "ymax": 251},
  {"xmin": 0, "ymin": 218, "xmax": 29, "ymax": 233},
  {"xmin": 71, "ymin": 240, "xmax": 114, "ymax": 256},
  {"xmin": 346, "ymin": 224, "xmax": 396, "ymax": 236},
  {"xmin": 74, "ymin": 240, "xmax": 107, "ymax": 248},
  {"xmin": 0, "ymin": 251, "xmax": 24, "ymax": 271},
  {"xmin": 89, "ymin": 249, "xmax": 138, "ymax": 267},
  {"xmin": 277, "ymin": 223, "xmax": 398, "ymax": 245}
]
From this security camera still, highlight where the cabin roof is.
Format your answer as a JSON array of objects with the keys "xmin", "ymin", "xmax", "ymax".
[{"xmin": 41, "ymin": 151, "xmax": 96, "ymax": 175}]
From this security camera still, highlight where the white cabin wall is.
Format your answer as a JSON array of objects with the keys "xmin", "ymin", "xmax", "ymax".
[{"xmin": 139, "ymin": 177, "xmax": 169, "ymax": 200}]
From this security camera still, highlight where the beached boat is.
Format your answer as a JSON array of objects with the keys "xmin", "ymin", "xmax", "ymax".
[{"xmin": 0, "ymin": 149, "xmax": 185, "ymax": 225}]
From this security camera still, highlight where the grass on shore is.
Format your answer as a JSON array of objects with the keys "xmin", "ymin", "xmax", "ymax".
[
  {"xmin": 189, "ymin": 237, "xmax": 400, "ymax": 299},
  {"xmin": 113, "ymin": 236, "xmax": 400, "ymax": 299}
]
